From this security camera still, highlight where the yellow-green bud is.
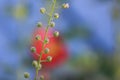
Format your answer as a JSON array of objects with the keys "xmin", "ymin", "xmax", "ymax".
[
  {"xmin": 35, "ymin": 35, "xmax": 41, "ymax": 40},
  {"xmin": 40, "ymin": 8, "xmax": 46, "ymax": 14},
  {"xmin": 32, "ymin": 60, "xmax": 38, "ymax": 68},
  {"xmin": 62, "ymin": 3, "xmax": 69, "ymax": 9},
  {"xmin": 30, "ymin": 47, "xmax": 36, "ymax": 53},
  {"xmin": 54, "ymin": 13, "xmax": 59, "ymax": 19},
  {"xmin": 24, "ymin": 72, "xmax": 30, "ymax": 79},
  {"xmin": 40, "ymin": 75, "xmax": 44, "ymax": 80},
  {"xmin": 50, "ymin": 22, "xmax": 55, "ymax": 27},
  {"xmin": 37, "ymin": 22, "xmax": 42, "ymax": 27},
  {"xmin": 44, "ymin": 38, "xmax": 49, "ymax": 44},
  {"xmin": 53, "ymin": 31, "xmax": 59, "ymax": 37},
  {"xmin": 46, "ymin": 56, "xmax": 52, "ymax": 62},
  {"xmin": 37, "ymin": 64, "xmax": 42, "ymax": 70},
  {"xmin": 44, "ymin": 48, "xmax": 50, "ymax": 54}
]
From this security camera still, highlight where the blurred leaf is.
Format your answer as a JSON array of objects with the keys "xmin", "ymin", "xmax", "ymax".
[
  {"xmin": 63, "ymin": 25, "xmax": 91, "ymax": 40},
  {"xmin": 112, "ymin": 7, "xmax": 120, "ymax": 19}
]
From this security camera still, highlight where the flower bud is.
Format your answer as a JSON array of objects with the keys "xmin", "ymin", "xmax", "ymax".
[
  {"xmin": 32, "ymin": 60, "xmax": 38, "ymax": 68},
  {"xmin": 50, "ymin": 21, "xmax": 55, "ymax": 27},
  {"xmin": 24, "ymin": 72, "xmax": 30, "ymax": 79},
  {"xmin": 37, "ymin": 64, "xmax": 42, "ymax": 70},
  {"xmin": 35, "ymin": 35, "xmax": 41, "ymax": 40},
  {"xmin": 40, "ymin": 75, "xmax": 44, "ymax": 80},
  {"xmin": 54, "ymin": 13, "xmax": 59, "ymax": 19},
  {"xmin": 44, "ymin": 48, "xmax": 50, "ymax": 54},
  {"xmin": 44, "ymin": 38, "xmax": 49, "ymax": 44},
  {"xmin": 46, "ymin": 56, "xmax": 52, "ymax": 62},
  {"xmin": 53, "ymin": 31, "xmax": 59, "ymax": 37},
  {"xmin": 30, "ymin": 47, "xmax": 36, "ymax": 53},
  {"xmin": 40, "ymin": 8, "xmax": 46, "ymax": 14},
  {"xmin": 62, "ymin": 3, "xmax": 69, "ymax": 9},
  {"xmin": 37, "ymin": 22, "xmax": 42, "ymax": 27}
]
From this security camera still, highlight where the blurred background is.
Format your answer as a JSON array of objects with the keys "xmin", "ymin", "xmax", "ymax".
[{"xmin": 0, "ymin": 0, "xmax": 120, "ymax": 80}]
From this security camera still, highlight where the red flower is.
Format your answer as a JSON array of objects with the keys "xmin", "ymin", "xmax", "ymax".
[{"xmin": 31, "ymin": 28, "xmax": 68, "ymax": 69}]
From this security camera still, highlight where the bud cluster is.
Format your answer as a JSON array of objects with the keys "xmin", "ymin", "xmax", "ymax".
[{"xmin": 24, "ymin": 0, "xmax": 69, "ymax": 80}]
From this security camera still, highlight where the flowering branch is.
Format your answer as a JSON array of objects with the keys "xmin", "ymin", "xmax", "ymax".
[{"xmin": 24, "ymin": 0, "xmax": 69, "ymax": 80}]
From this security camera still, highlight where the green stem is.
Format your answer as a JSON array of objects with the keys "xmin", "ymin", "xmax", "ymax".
[
  {"xmin": 34, "ymin": 0, "xmax": 56, "ymax": 80},
  {"xmin": 44, "ymin": 0, "xmax": 57, "ymax": 38},
  {"xmin": 39, "ymin": 0, "xmax": 56, "ymax": 60},
  {"xmin": 34, "ymin": 69, "xmax": 38, "ymax": 80}
]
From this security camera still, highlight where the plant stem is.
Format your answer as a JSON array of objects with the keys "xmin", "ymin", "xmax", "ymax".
[
  {"xmin": 34, "ymin": 69, "xmax": 38, "ymax": 80},
  {"xmin": 34, "ymin": 0, "xmax": 56, "ymax": 80}
]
